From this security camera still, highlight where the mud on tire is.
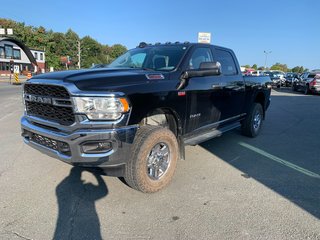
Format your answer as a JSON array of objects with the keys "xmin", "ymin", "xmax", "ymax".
[{"xmin": 124, "ymin": 125, "xmax": 179, "ymax": 193}]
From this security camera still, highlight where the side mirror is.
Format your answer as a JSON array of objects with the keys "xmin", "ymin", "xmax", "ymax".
[
  {"xmin": 186, "ymin": 61, "xmax": 221, "ymax": 78},
  {"xmin": 176, "ymin": 62, "xmax": 221, "ymax": 90}
]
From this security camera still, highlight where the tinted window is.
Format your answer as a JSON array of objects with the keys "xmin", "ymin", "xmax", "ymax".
[
  {"xmin": 109, "ymin": 46, "xmax": 187, "ymax": 71},
  {"xmin": 188, "ymin": 47, "xmax": 213, "ymax": 69},
  {"xmin": 215, "ymin": 49, "xmax": 237, "ymax": 75}
]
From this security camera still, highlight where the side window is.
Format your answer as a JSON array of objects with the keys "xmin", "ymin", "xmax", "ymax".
[
  {"xmin": 215, "ymin": 49, "xmax": 237, "ymax": 75},
  {"xmin": 189, "ymin": 48, "xmax": 213, "ymax": 69}
]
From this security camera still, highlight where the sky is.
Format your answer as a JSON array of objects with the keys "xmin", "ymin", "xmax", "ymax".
[{"xmin": 1, "ymin": 0, "xmax": 319, "ymax": 70}]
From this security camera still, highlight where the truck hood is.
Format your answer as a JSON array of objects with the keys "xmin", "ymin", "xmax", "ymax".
[{"xmin": 31, "ymin": 68, "xmax": 170, "ymax": 91}]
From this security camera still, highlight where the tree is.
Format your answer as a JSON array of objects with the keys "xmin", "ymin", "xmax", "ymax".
[
  {"xmin": 80, "ymin": 36, "xmax": 103, "ymax": 68},
  {"xmin": 109, "ymin": 44, "xmax": 127, "ymax": 59},
  {"xmin": 65, "ymin": 29, "xmax": 80, "ymax": 68},
  {"xmin": 291, "ymin": 66, "xmax": 308, "ymax": 73},
  {"xmin": 241, "ymin": 64, "xmax": 251, "ymax": 69},
  {"xmin": 0, "ymin": 18, "xmax": 129, "ymax": 70},
  {"xmin": 270, "ymin": 62, "xmax": 288, "ymax": 72},
  {"xmin": 252, "ymin": 64, "xmax": 258, "ymax": 70}
]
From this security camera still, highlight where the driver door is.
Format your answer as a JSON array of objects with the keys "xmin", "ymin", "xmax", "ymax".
[{"xmin": 184, "ymin": 47, "xmax": 225, "ymax": 133}]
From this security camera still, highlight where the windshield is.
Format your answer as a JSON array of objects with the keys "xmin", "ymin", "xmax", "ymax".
[{"xmin": 108, "ymin": 45, "xmax": 188, "ymax": 71}]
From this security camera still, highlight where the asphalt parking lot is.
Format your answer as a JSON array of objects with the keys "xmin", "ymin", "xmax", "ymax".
[{"xmin": 0, "ymin": 83, "xmax": 319, "ymax": 240}]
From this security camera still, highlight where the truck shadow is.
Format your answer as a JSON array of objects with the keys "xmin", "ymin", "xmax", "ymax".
[
  {"xmin": 200, "ymin": 94, "xmax": 320, "ymax": 219},
  {"xmin": 54, "ymin": 167, "xmax": 108, "ymax": 240}
]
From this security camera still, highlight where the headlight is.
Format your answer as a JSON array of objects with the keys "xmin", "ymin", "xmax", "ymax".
[{"xmin": 72, "ymin": 97, "xmax": 130, "ymax": 120}]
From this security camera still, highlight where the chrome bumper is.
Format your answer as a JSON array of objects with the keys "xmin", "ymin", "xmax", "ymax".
[{"xmin": 21, "ymin": 116, "xmax": 138, "ymax": 169}]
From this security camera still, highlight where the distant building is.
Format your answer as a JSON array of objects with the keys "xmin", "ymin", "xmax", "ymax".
[
  {"xmin": 30, "ymin": 48, "xmax": 45, "ymax": 73},
  {"xmin": 0, "ymin": 39, "xmax": 45, "ymax": 75}
]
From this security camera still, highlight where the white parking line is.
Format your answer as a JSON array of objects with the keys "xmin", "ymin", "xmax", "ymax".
[{"xmin": 239, "ymin": 142, "xmax": 320, "ymax": 179}]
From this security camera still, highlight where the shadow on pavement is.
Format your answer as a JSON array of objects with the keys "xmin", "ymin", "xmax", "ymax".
[
  {"xmin": 54, "ymin": 167, "xmax": 108, "ymax": 240},
  {"xmin": 200, "ymin": 94, "xmax": 320, "ymax": 219}
]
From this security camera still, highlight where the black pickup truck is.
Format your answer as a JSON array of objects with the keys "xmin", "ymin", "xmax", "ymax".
[{"xmin": 21, "ymin": 42, "xmax": 271, "ymax": 193}]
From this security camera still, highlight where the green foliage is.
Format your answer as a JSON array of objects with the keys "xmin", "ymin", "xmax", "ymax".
[
  {"xmin": 242, "ymin": 64, "xmax": 251, "ymax": 69},
  {"xmin": 252, "ymin": 64, "xmax": 258, "ymax": 70},
  {"xmin": 0, "ymin": 18, "xmax": 127, "ymax": 70},
  {"xmin": 270, "ymin": 62, "xmax": 288, "ymax": 72}
]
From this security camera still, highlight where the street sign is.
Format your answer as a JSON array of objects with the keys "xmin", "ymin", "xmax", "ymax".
[{"xmin": 198, "ymin": 32, "xmax": 211, "ymax": 44}]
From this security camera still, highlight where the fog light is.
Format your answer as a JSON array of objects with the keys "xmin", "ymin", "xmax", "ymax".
[
  {"xmin": 81, "ymin": 141, "xmax": 112, "ymax": 154},
  {"xmin": 58, "ymin": 142, "xmax": 71, "ymax": 154}
]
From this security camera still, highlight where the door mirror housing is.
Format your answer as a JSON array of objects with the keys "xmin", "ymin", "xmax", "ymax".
[
  {"xmin": 177, "ymin": 62, "xmax": 221, "ymax": 90},
  {"xmin": 185, "ymin": 61, "xmax": 221, "ymax": 79}
]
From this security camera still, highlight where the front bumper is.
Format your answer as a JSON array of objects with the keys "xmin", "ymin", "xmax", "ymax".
[{"xmin": 21, "ymin": 116, "xmax": 138, "ymax": 172}]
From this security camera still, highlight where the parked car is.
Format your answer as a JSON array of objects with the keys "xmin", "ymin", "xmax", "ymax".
[
  {"xmin": 264, "ymin": 71, "xmax": 281, "ymax": 88},
  {"xmin": 251, "ymin": 70, "xmax": 263, "ymax": 76},
  {"xmin": 271, "ymin": 71, "xmax": 286, "ymax": 86},
  {"xmin": 292, "ymin": 72, "xmax": 320, "ymax": 94},
  {"xmin": 284, "ymin": 72, "xmax": 300, "ymax": 87}
]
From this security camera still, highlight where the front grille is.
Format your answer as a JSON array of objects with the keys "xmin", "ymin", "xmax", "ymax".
[
  {"xmin": 26, "ymin": 101, "xmax": 75, "ymax": 125},
  {"xmin": 24, "ymin": 84, "xmax": 75, "ymax": 125},
  {"xmin": 24, "ymin": 130, "xmax": 71, "ymax": 156},
  {"xmin": 24, "ymin": 84, "xmax": 70, "ymax": 98}
]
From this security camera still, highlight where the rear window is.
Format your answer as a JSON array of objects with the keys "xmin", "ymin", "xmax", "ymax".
[{"xmin": 215, "ymin": 49, "xmax": 237, "ymax": 75}]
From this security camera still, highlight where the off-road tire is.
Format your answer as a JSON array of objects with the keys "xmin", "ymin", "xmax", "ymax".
[
  {"xmin": 124, "ymin": 125, "xmax": 178, "ymax": 193},
  {"xmin": 241, "ymin": 103, "xmax": 263, "ymax": 138}
]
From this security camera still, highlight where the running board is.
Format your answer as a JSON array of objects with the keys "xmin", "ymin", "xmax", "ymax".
[{"xmin": 183, "ymin": 122, "xmax": 241, "ymax": 146}]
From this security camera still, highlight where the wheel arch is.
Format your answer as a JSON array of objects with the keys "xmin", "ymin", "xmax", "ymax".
[
  {"xmin": 139, "ymin": 107, "xmax": 185, "ymax": 160},
  {"xmin": 254, "ymin": 91, "xmax": 266, "ymax": 119}
]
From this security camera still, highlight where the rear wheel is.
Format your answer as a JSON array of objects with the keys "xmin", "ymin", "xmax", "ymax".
[
  {"xmin": 242, "ymin": 103, "xmax": 263, "ymax": 138},
  {"xmin": 304, "ymin": 84, "xmax": 310, "ymax": 95},
  {"xmin": 124, "ymin": 125, "xmax": 178, "ymax": 193}
]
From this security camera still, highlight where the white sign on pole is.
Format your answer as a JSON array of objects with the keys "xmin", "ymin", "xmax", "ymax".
[
  {"xmin": 0, "ymin": 28, "xmax": 5, "ymax": 35},
  {"xmin": 14, "ymin": 65, "xmax": 20, "ymax": 74},
  {"xmin": 7, "ymin": 28, "xmax": 13, "ymax": 35},
  {"xmin": 198, "ymin": 32, "xmax": 211, "ymax": 43}
]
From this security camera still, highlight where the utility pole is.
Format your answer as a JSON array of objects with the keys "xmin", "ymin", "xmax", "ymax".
[
  {"xmin": 264, "ymin": 50, "xmax": 271, "ymax": 70},
  {"xmin": 77, "ymin": 40, "xmax": 81, "ymax": 69}
]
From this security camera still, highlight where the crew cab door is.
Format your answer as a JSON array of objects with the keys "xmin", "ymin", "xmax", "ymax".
[
  {"xmin": 183, "ymin": 46, "xmax": 226, "ymax": 133},
  {"xmin": 212, "ymin": 47, "xmax": 246, "ymax": 120}
]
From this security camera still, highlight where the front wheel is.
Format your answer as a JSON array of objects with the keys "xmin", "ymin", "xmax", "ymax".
[
  {"xmin": 124, "ymin": 126, "xmax": 179, "ymax": 193},
  {"xmin": 241, "ymin": 103, "xmax": 263, "ymax": 138}
]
